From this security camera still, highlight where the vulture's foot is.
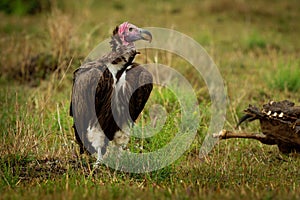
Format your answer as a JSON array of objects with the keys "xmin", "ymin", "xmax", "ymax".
[{"xmin": 93, "ymin": 148, "xmax": 103, "ymax": 167}]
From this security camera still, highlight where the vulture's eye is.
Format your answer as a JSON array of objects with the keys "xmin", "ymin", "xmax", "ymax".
[{"xmin": 129, "ymin": 27, "xmax": 133, "ymax": 32}]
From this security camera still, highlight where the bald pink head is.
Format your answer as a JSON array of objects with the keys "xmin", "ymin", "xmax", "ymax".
[{"xmin": 117, "ymin": 22, "xmax": 152, "ymax": 46}]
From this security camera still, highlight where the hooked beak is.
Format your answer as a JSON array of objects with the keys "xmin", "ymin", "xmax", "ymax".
[{"xmin": 139, "ymin": 28, "xmax": 152, "ymax": 42}]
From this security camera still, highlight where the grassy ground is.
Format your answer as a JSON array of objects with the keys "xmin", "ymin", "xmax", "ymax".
[{"xmin": 1, "ymin": 0, "xmax": 300, "ymax": 199}]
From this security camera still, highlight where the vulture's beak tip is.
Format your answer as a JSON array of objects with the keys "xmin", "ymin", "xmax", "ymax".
[{"xmin": 140, "ymin": 29, "xmax": 152, "ymax": 43}]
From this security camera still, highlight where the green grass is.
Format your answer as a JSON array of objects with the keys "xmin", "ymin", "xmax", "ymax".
[
  {"xmin": 268, "ymin": 61, "xmax": 300, "ymax": 92},
  {"xmin": 244, "ymin": 31, "xmax": 267, "ymax": 50},
  {"xmin": 1, "ymin": 0, "xmax": 300, "ymax": 199}
]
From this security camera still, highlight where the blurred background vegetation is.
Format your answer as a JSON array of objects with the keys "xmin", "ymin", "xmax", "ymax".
[
  {"xmin": 0, "ymin": 0, "xmax": 50, "ymax": 15},
  {"xmin": 0, "ymin": 0, "xmax": 300, "ymax": 199}
]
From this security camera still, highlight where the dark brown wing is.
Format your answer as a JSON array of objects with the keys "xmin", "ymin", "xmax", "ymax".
[
  {"xmin": 126, "ymin": 63, "xmax": 153, "ymax": 123},
  {"xmin": 70, "ymin": 65, "xmax": 110, "ymax": 154}
]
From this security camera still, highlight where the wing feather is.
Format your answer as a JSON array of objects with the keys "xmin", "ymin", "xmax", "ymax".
[
  {"xmin": 126, "ymin": 64, "xmax": 153, "ymax": 123},
  {"xmin": 70, "ymin": 65, "xmax": 109, "ymax": 153}
]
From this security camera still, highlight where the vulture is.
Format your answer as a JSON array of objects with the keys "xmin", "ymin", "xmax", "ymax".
[
  {"xmin": 215, "ymin": 100, "xmax": 300, "ymax": 153},
  {"xmin": 70, "ymin": 22, "xmax": 153, "ymax": 164}
]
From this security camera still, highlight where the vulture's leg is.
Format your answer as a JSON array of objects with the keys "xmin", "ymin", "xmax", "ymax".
[
  {"xmin": 94, "ymin": 148, "xmax": 103, "ymax": 166},
  {"xmin": 214, "ymin": 130, "xmax": 275, "ymax": 145},
  {"xmin": 86, "ymin": 125, "xmax": 106, "ymax": 166}
]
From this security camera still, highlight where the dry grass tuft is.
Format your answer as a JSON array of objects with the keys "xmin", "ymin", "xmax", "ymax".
[{"xmin": 46, "ymin": 9, "xmax": 76, "ymax": 58}]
